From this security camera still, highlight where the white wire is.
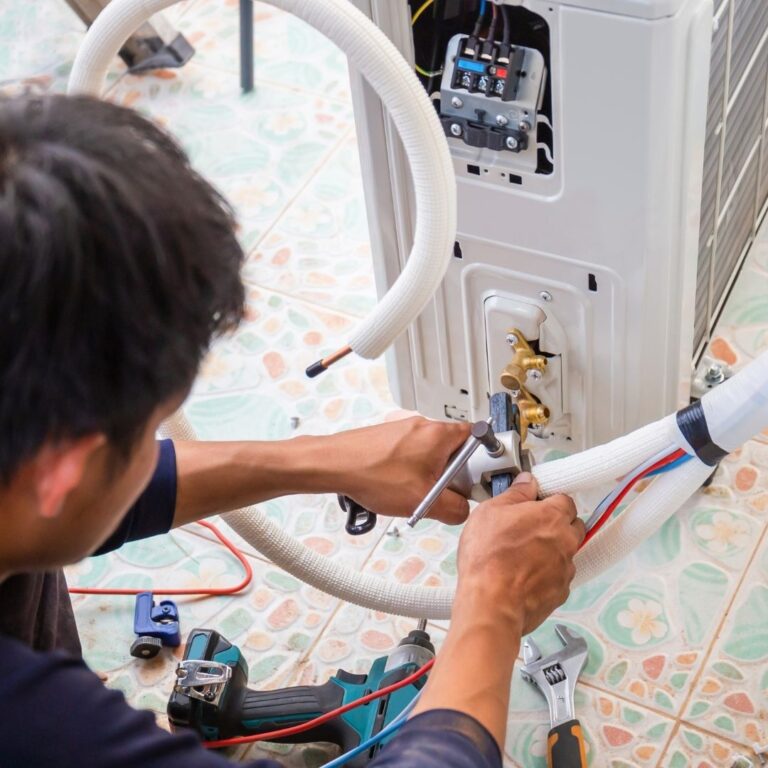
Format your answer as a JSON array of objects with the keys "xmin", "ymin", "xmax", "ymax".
[{"xmin": 539, "ymin": 141, "xmax": 554, "ymax": 165}]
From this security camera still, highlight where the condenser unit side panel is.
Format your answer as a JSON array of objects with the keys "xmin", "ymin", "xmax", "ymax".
[{"xmin": 695, "ymin": 0, "xmax": 768, "ymax": 354}]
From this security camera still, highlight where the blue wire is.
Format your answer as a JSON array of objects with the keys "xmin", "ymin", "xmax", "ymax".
[
  {"xmin": 321, "ymin": 691, "xmax": 422, "ymax": 768},
  {"xmin": 479, "ymin": 0, "xmax": 487, "ymax": 13},
  {"xmin": 646, "ymin": 453, "xmax": 693, "ymax": 476}
]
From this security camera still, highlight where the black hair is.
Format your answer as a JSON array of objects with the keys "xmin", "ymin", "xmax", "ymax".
[{"xmin": 0, "ymin": 94, "xmax": 246, "ymax": 482}]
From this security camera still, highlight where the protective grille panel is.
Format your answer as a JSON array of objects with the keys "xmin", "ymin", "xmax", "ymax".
[{"xmin": 694, "ymin": 0, "xmax": 768, "ymax": 354}]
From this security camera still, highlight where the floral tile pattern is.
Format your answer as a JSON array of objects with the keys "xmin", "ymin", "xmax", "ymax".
[
  {"xmin": 108, "ymin": 62, "xmax": 353, "ymax": 252},
  {"xmin": 504, "ymin": 673, "xmax": 675, "ymax": 767},
  {"xmin": 8, "ymin": 1, "xmax": 768, "ymax": 765},
  {"xmin": 681, "ymin": 533, "xmax": 768, "ymax": 746},
  {"xmin": 244, "ymin": 134, "xmax": 377, "ymax": 318},
  {"xmin": 659, "ymin": 726, "xmax": 751, "ymax": 767}
]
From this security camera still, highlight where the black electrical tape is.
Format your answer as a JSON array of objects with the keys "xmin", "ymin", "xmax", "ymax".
[{"xmin": 675, "ymin": 400, "xmax": 727, "ymax": 466}]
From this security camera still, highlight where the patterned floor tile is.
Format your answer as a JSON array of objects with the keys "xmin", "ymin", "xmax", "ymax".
[
  {"xmin": 166, "ymin": 0, "xmax": 352, "ymax": 104},
  {"xmin": 245, "ymin": 134, "xmax": 377, "ymax": 318},
  {"xmin": 504, "ymin": 677, "xmax": 675, "ymax": 767},
  {"xmin": 67, "ymin": 527, "xmax": 340, "ymax": 714},
  {"xmin": 681, "ymin": 527, "xmax": 768, "ymax": 747},
  {"xmin": 659, "ymin": 725, "xmax": 755, "ymax": 767},
  {"xmin": 190, "ymin": 286, "xmax": 394, "ymax": 428},
  {"xmin": 0, "ymin": 0, "xmax": 83, "ymax": 87},
  {"xmin": 0, "ymin": 0, "xmax": 127, "ymax": 97},
  {"xmin": 107, "ymin": 61, "xmax": 353, "ymax": 252}
]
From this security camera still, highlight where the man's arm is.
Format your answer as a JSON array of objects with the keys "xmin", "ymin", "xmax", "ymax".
[
  {"xmin": 171, "ymin": 417, "xmax": 471, "ymax": 527},
  {"xmin": 411, "ymin": 473, "xmax": 584, "ymax": 747},
  {"xmin": 363, "ymin": 474, "xmax": 582, "ymax": 768}
]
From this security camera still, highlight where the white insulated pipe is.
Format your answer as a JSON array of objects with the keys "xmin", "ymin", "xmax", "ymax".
[
  {"xmin": 69, "ymin": 0, "xmax": 768, "ymax": 619},
  {"xmin": 67, "ymin": 0, "xmax": 456, "ymax": 361}
]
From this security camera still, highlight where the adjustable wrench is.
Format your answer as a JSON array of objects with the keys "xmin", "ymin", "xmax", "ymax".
[{"xmin": 520, "ymin": 624, "xmax": 589, "ymax": 768}]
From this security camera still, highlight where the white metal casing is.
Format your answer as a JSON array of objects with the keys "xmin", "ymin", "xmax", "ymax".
[{"xmin": 348, "ymin": 0, "xmax": 713, "ymax": 449}]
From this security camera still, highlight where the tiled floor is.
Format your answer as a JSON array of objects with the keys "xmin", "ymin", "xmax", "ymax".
[{"xmin": 3, "ymin": 2, "xmax": 768, "ymax": 765}]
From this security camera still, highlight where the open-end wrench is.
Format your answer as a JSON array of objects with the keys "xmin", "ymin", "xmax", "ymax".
[{"xmin": 520, "ymin": 624, "xmax": 589, "ymax": 768}]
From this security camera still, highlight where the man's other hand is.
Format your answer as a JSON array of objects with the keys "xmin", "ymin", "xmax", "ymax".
[
  {"xmin": 456, "ymin": 473, "xmax": 585, "ymax": 636},
  {"xmin": 333, "ymin": 416, "xmax": 471, "ymax": 525}
]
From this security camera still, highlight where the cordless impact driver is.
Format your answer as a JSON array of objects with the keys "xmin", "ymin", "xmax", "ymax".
[{"xmin": 167, "ymin": 626, "xmax": 434, "ymax": 766}]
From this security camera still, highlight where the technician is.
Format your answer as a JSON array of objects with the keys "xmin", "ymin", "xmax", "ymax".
[{"xmin": 0, "ymin": 94, "xmax": 584, "ymax": 768}]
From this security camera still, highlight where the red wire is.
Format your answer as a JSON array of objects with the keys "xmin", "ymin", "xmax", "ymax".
[
  {"xmin": 580, "ymin": 449, "xmax": 687, "ymax": 548},
  {"xmin": 68, "ymin": 520, "xmax": 253, "ymax": 596},
  {"xmin": 202, "ymin": 658, "xmax": 435, "ymax": 748}
]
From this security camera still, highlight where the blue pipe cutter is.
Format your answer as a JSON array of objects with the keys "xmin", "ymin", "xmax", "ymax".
[{"xmin": 130, "ymin": 591, "xmax": 181, "ymax": 659}]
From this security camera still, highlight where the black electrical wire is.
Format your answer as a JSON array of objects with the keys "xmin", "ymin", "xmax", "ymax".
[
  {"xmin": 487, "ymin": 3, "xmax": 499, "ymax": 41},
  {"xmin": 501, "ymin": 4, "xmax": 511, "ymax": 45}
]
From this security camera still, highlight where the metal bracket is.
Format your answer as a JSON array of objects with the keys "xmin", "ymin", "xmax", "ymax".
[{"xmin": 174, "ymin": 660, "xmax": 232, "ymax": 707}]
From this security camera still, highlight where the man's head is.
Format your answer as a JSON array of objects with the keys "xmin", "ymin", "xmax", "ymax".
[{"xmin": 0, "ymin": 94, "xmax": 245, "ymax": 570}]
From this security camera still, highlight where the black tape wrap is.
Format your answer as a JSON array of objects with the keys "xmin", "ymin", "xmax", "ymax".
[{"xmin": 676, "ymin": 401, "xmax": 728, "ymax": 466}]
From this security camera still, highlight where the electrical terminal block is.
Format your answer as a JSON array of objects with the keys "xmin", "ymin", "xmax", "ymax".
[{"xmin": 440, "ymin": 33, "xmax": 545, "ymax": 154}]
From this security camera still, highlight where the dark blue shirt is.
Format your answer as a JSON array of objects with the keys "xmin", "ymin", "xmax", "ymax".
[{"xmin": 0, "ymin": 441, "xmax": 501, "ymax": 768}]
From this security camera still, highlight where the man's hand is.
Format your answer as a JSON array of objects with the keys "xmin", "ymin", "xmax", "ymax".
[
  {"xmin": 456, "ymin": 472, "xmax": 585, "ymax": 635},
  {"xmin": 329, "ymin": 416, "xmax": 471, "ymax": 525}
]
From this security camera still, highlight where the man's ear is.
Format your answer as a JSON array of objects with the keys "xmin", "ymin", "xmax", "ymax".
[{"xmin": 33, "ymin": 435, "xmax": 106, "ymax": 519}]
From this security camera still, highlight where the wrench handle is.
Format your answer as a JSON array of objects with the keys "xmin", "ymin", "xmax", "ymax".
[
  {"xmin": 338, "ymin": 495, "xmax": 377, "ymax": 536},
  {"xmin": 547, "ymin": 719, "xmax": 588, "ymax": 768}
]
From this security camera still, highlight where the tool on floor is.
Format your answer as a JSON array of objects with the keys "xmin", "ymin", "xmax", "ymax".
[
  {"xmin": 167, "ymin": 622, "xmax": 434, "ymax": 766},
  {"xmin": 521, "ymin": 624, "xmax": 589, "ymax": 768},
  {"xmin": 130, "ymin": 592, "xmax": 181, "ymax": 659}
]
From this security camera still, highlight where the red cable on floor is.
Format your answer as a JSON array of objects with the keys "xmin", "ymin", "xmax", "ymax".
[
  {"xmin": 580, "ymin": 449, "xmax": 687, "ymax": 548},
  {"xmin": 202, "ymin": 658, "xmax": 435, "ymax": 749},
  {"xmin": 68, "ymin": 520, "xmax": 253, "ymax": 596}
]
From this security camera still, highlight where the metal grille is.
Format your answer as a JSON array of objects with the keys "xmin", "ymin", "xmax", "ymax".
[{"xmin": 694, "ymin": 0, "xmax": 768, "ymax": 355}]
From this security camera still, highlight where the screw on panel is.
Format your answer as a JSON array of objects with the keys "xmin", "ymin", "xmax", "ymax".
[
  {"xmin": 539, "ymin": 291, "xmax": 553, "ymax": 302},
  {"xmin": 518, "ymin": 120, "xmax": 531, "ymax": 133},
  {"xmin": 505, "ymin": 136, "xmax": 519, "ymax": 150},
  {"xmin": 505, "ymin": 332, "xmax": 519, "ymax": 346},
  {"xmin": 451, "ymin": 96, "xmax": 463, "ymax": 108},
  {"xmin": 450, "ymin": 123, "xmax": 463, "ymax": 137},
  {"xmin": 704, "ymin": 363, "xmax": 725, "ymax": 384},
  {"xmin": 496, "ymin": 114, "xmax": 509, "ymax": 126},
  {"xmin": 527, "ymin": 369, "xmax": 543, "ymax": 383}
]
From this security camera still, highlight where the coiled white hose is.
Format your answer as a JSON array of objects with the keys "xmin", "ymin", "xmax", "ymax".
[
  {"xmin": 69, "ymin": 0, "xmax": 768, "ymax": 619},
  {"xmin": 67, "ymin": 0, "xmax": 456, "ymax": 361}
]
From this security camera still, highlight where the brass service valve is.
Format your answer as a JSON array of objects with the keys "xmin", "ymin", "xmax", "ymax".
[
  {"xmin": 500, "ymin": 329, "xmax": 548, "ymax": 391},
  {"xmin": 500, "ymin": 329, "xmax": 550, "ymax": 442}
]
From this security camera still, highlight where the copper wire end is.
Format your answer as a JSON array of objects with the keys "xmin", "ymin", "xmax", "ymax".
[{"xmin": 305, "ymin": 345, "xmax": 352, "ymax": 378}]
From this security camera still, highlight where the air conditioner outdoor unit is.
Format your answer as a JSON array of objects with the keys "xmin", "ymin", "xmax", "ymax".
[{"xmin": 348, "ymin": 0, "xmax": 768, "ymax": 451}]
